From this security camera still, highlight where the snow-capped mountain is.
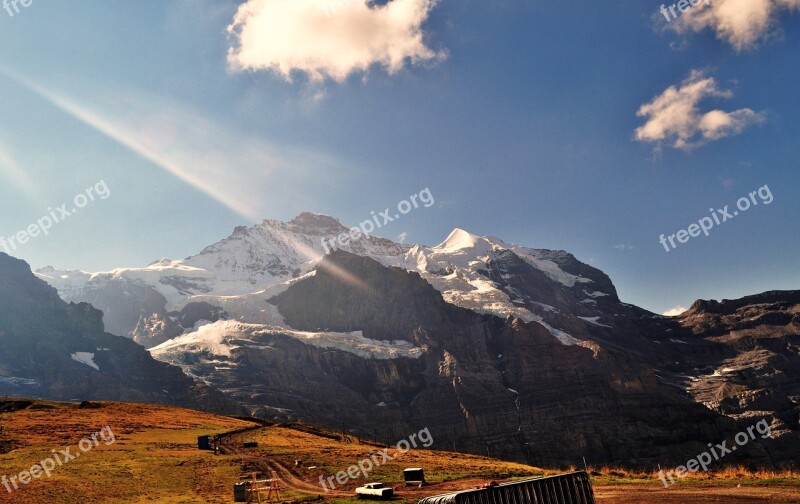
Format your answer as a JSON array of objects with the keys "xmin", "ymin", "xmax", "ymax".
[
  {"xmin": 0, "ymin": 253, "xmax": 239, "ymax": 414},
  {"xmin": 29, "ymin": 213, "xmax": 800, "ymax": 467},
  {"xmin": 36, "ymin": 212, "xmax": 618, "ymax": 348}
]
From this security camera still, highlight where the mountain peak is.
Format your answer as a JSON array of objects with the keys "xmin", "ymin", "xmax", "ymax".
[
  {"xmin": 0, "ymin": 253, "xmax": 65, "ymax": 309},
  {"xmin": 436, "ymin": 228, "xmax": 486, "ymax": 251},
  {"xmin": 288, "ymin": 212, "xmax": 343, "ymax": 229}
]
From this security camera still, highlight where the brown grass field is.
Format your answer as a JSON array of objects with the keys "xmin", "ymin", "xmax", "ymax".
[{"xmin": 0, "ymin": 399, "xmax": 798, "ymax": 503}]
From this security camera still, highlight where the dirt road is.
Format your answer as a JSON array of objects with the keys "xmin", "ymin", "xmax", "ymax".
[
  {"xmin": 216, "ymin": 426, "xmax": 352, "ymax": 498},
  {"xmin": 595, "ymin": 484, "xmax": 800, "ymax": 503}
]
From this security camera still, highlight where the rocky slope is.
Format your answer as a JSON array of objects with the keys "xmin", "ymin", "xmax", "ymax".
[
  {"xmin": 31, "ymin": 214, "xmax": 800, "ymax": 468},
  {"xmin": 0, "ymin": 253, "xmax": 239, "ymax": 414},
  {"xmin": 653, "ymin": 291, "xmax": 800, "ymax": 465},
  {"xmin": 149, "ymin": 251, "xmax": 797, "ymax": 468}
]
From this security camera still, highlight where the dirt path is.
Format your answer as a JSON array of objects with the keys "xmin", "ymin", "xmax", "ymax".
[
  {"xmin": 216, "ymin": 426, "xmax": 352, "ymax": 498},
  {"xmin": 214, "ymin": 425, "xmax": 800, "ymax": 503},
  {"xmin": 595, "ymin": 484, "xmax": 800, "ymax": 503}
]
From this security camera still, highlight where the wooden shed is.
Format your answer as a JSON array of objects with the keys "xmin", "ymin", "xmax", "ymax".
[{"xmin": 404, "ymin": 468, "xmax": 426, "ymax": 485}]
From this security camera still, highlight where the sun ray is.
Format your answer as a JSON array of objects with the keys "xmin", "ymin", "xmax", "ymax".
[
  {"xmin": 0, "ymin": 67, "xmax": 263, "ymax": 221},
  {"xmin": 0, "ymin": 143, "xmax": 39, "ymax": 200}
]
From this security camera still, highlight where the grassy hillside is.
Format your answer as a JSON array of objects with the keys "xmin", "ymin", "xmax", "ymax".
[
  {"xmin": 0, "ymin": 399, "xmax": 540, "ymax": 503},
  {"xmin": 1, "ymin": 399, "xmax": 798, "ymax": 503},
  {"xmin": 224, "ymin": 424, "xmax": 542, "ymax": 502},
  {"xmin": 0, "ymin": 399, "xmax": 251, "ymax": 503}
]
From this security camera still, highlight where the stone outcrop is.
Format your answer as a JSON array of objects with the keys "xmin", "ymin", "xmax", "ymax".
[{"xmin": 0, "ymin": 253, "xmax": 240, "ymax": 415}]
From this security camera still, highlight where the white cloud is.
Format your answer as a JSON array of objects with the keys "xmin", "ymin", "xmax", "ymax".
[
  {"xmin": 668, "ymin": 0, "xmax": 800, "ymax": 51},
  {"xmin": 613, "ymin": 244, "xmax": 635, "ymax": 251},
  {"xmin": 635, "ymin": 70, "xmax": 764, "ymax": 150},
  {"xmin": 227, "ymin": 0, "xmax": 446, "ymax": 83},
  {"xmin": 663, "ymin": 306, "xmax": 689, "ymax": 317}
]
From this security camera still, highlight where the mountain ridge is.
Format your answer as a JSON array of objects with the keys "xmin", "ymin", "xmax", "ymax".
[
  {"xmin": 23, "ymin": 214, "xmax": 800, "ymax": 466},
  {"xmin": 0, "ymin": 252, "xmax": 240, "ymax": 415},
  {"xmin": 35, "ymin": 213, "xmax": 618, "ymax": 347}
]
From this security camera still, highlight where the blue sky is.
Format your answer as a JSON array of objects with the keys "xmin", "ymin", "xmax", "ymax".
[{"xmin": 0, "ymin": 0, "xmax": 797, "ymax": 314}]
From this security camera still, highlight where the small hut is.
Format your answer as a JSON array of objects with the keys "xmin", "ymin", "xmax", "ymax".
[{"xmin": 404, "ymin": 468, "xmax": 426, "ymax": 485}]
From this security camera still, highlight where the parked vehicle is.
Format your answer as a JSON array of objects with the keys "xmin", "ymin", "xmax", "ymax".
[{"xmin": 356, "ymin": 482, "xmax": 394, "ymax": 499}]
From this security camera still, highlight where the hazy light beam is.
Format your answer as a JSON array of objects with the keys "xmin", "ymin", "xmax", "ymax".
[{"xmin": 0, "ymin": 68, "xmax": 261, "ymax": 221}]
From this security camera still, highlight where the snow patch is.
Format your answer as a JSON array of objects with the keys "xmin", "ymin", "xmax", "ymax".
[
  {"xmin": 578, "ymin": 316, "xmax": 612, "ymax": 328},
  {"xmin": 436, "ymin": 228, "xmax": 486, "ymax": 252},
  {"xmin": 286, "ymin": 328, "xmax": 425, "ymax": 359},
  {"xmin": 514, "ymin": 252, "xmax": 589, "ymax": 287},
  {"xmin": 543, "ymin": 324, "xmax": 582, "ymax": 346},
  {"xmin": 149, "ymin": 321, "xmax": 244, "ymax": 357},
  {"xmin": 70, "ymin": 352, "xmax": 99, "ymax": 371},
  {"xmin": 0, "ymin": 377, "xmax": 39, "ymax": 387},
  {"xmin": 150, "ymin": 320, "xmax": 425, "ymax": 361}
]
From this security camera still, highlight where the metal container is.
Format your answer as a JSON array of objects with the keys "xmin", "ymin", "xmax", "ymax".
[
  {"xmin": 417, "ymin": 471, "xmax": 596, "ymax": 504},
  {"xmin": 233, "ymin": 482, "xmax": 248, "ymax": 502}
]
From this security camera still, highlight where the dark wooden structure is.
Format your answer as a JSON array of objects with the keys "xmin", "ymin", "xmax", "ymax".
[
  {"xmin": 416, "ymin": 472, "xmax": 596, "ymax": 504},
  {"xmin": 404, "ymin": 467, "xmax": 426, "ymax": 485}
]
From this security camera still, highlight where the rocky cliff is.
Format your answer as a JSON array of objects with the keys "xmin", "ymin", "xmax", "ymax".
[
  {"xmin": 0, "ymin": 253, "xmax": 240, "ymax": 415},
  {"xmin": 30, "ymin": 214, "xmax": 800, "ymax": 468}
]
